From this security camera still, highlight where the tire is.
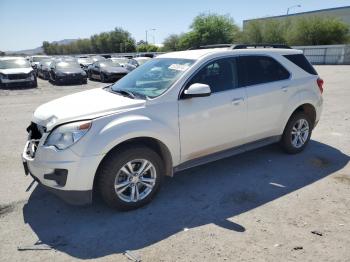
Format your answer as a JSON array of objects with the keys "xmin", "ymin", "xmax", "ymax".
[
  {"xmin": 82, "ymin": 78, "xmax": 87, "ymax": 84},
  {"xmin": 280, "ymin": 112, "xmax": 312, "ymax": 154},
  {"xmin": 31, "ymin": 78, "xmax": 38, "ymax": 88},
  {"xmin": 98, "ymin": 146, "xmax": 164, "ymax": 210},
  {"xmin": 100, "ymin": 73, "xmax": 107, "ymax": 83}
]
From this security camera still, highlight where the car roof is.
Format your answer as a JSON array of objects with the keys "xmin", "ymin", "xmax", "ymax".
[
  {"xmin": 158, "ymin": 48, "xmax": 302, "ymax": 60},
  {"xmin": 134, "ymin": 57, "xmax": 151, "ymax": 60}
]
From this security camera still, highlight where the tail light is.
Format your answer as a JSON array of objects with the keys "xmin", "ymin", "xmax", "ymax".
[{"xmin": 317, "ymin": 78, "xmax": 324, "ymax": 94}]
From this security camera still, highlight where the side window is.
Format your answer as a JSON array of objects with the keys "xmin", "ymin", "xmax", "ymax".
[
  {"xmin": 186, "ymin": 57, "xmax": 238, "ymax": 93},
  {"xmin": 238, "ymin": 56, "xmax": 290, "ymax": 87}
]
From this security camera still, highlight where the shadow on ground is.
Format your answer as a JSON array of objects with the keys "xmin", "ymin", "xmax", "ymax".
[{"xmin": 23, "ymin": 141, "xmax": 349, "ymax": 259}]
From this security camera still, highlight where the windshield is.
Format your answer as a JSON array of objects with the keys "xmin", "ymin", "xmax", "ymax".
[
  {"xmin": 91, "ymin": 56, "xmax": 105, "ymax": 62},
  {"xmin": 112, "ymin": 58, "xmax": 129, "ymax": 64},
  {"xmin": 0, "ymin": 59, "xmax": 31, "ymax": 69},
  {"xmin": 56, "ymin": 61, "xmax": 80, "ymax": 69},
  {"xmin": 32, "ymin": 56, "xmax": 50, "ymax": 62},
  {"xmin": 111, "ymin": 58, "xmax": 195, "ymax": 98},
  {"xmin": 100, "ymin": 60, "xmax": 121, "ymax": 67},
  {"xmin": 78, "ymin": 58, "xmax": 93, "ymax": 64},
  {"xmin": 42, "ymin": 59, "xmax": 53, "ymax": 66}
]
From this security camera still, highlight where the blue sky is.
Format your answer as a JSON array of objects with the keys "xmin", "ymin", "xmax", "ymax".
[{"xmin": 1, "ymin": 0, "xmax": 350, "ymax": 51}]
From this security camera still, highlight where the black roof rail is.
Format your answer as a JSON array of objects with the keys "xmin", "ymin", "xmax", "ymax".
[
  {"xmin": 232, "ymin": 44, "xmax": 292, "ymax": 49},
  {"xmin": 188, "ymin": 44, "xmax": 234, "ymax": 50},
  {"xmin": 188, "ymin": 43, "xmax": 292, "ymax": 50}
]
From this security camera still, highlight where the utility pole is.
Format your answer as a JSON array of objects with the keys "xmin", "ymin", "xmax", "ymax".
[{"xmin": 145, "ymin": 29, "xmax": 156, "ymax": 45}]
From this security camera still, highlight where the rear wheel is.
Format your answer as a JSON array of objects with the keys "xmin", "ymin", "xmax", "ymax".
[
  {"xmin": 280, "ymin": 112, "xmax": 312, "ymax": 154},
  {"xmin": 98, "ymin": 146, "xmax": 164, "ymax": 210}
]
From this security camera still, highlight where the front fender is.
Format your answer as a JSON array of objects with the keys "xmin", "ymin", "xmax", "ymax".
[{"xmin": 72, "ymin": 114, "xmax": 180, "ymax": 166}]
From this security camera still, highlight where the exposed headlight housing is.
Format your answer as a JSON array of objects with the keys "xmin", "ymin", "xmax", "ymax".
[{"xmin": 45, "ymin": 120, "xmax": 91, "ymax": 150}]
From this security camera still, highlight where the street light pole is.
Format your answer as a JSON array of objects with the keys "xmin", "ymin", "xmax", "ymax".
[
  {"xmin": 287, "ymin": 4, "xmax": 301, "ymax": 15},
  {"xmin": 145, "ymin": 29, "xmax": 156, "ymax": 45}
]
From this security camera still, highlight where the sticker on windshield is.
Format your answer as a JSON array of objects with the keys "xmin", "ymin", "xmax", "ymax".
[{"xmin": 168, "ymin": 64, "xmax": 190, "ymax": 71}]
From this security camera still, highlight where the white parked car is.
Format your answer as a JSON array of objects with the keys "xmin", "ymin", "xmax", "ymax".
[
  {"xmin": 0, "ymin": 57, "xmax": 37, "ymax": 88},
  {"xmin": 22, "ymin": 45, "xmax": 323, "ymax": 210}
]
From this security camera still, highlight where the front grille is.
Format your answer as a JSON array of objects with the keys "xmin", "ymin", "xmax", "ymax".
[{"xmin": 8, "ymin": 73, "xmax": 30, "ymax": 80}]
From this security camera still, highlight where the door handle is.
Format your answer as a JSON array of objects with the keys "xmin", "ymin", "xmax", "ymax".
[
  {"xmin": 281, "ymin": 86, "xmax": 289, "ymax": 92},
  {"xmin": 232, "ymin": 97, "xmax": 244, "ymax": 105}
]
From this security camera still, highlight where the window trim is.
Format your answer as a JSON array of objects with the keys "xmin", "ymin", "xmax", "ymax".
[
  {"xmin": 237, "ymin": 54, "xmax": 292, "ymax": 88},
  {"xmin": 178, "ymin": 55, "xmax": 240, "ymax": 100}
]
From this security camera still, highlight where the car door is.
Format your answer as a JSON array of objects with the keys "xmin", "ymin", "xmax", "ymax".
[
  {"xmin": 178, "ymin": 57, "xmax": 247, "ymax": 162},
  {"xmin": 237, "ymin": 55, "xmax": 291, "ymax": 142}
]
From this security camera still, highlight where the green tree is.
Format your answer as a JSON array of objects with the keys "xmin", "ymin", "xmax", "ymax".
[
  {"xmin": 287, "ymin": 16, "xmax": 350, "ymax": 45},
  {"xmin": 187, "ymin": 13, "xmax": 240, "ymax": 48},
  {"xmin": 41, "ymin": 27, "xmax": 136, "ymax": 55},
  {"xmin": 164, "ymin": 13, "xmax": 241, "ymax": 50},
  {"xmin": 136, "ymin": 44, "xmax": 159, "ymax": 52},
  {"xmin": 162, "ymin": 34, "xmax": 183, "ymax": 51}
]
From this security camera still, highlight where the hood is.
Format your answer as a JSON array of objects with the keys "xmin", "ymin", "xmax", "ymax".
[
  {"xmin": 33, "ymin": 88, "xmax": 145, "ymax": 130},
  {"xmin": 102, "ymin": 66, "xmax": 128, "ymax": 74},
  {"xmin": 0, "ymin": 68, "xmax": 33, "ymax": 74},
  {"xmin": 56, "ymin": 68, "xmax": 84, "ymax": 74}
]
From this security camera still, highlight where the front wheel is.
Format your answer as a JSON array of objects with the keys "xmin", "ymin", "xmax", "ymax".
[
  {"xmin": 100, "ymin": 73, "xmax": 107, "ymax": 83},
  {"xmin": 98, "ymin": 146, "xmax": 164, "ymax": 210},
  {"xmin": 280, "ymin": 112, "xmax": 312, "ymax": 154}
]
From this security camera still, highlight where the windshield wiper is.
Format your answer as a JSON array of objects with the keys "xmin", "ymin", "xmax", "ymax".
[{"xmin": 112, "ymin": 89, "xmax": 135, "ymax": 99}]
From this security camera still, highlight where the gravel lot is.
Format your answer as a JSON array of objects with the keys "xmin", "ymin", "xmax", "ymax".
[{"xmin": 0, "ymin": 66, "xmax": 349, "ymax": 262}]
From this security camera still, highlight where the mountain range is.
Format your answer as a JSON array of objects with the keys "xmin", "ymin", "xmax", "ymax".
[{"xmin": 6, "ymin": 39, "xmax": 77, "ymax": 55}]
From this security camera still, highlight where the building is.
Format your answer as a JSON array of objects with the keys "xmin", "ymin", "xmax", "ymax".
[{"xmin": 243, "ymin": 6, "xmax": 350, "ymax": 29}]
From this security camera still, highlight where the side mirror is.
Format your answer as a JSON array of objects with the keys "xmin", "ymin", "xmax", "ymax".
[{"xmin": 183, "ymin": 83, "xmax": 211, "ymax": 99}]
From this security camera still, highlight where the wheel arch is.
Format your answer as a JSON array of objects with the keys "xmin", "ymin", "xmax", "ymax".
[
  {"xmin": 284, "ymin": 103, "xmax": 317, "ymax": 132},
  {"xmin": 93, "ymin": 136, "xmax": 174, "ymax": 195}
]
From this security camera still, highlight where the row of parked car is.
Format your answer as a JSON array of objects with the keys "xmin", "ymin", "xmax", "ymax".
[
  {"xmin": 0, "ymin": 54, "xmax": 152, "ymax": 88},
  {"xmin": 34, "ymin": 55, "xmax": 151, "ymax": 85}
]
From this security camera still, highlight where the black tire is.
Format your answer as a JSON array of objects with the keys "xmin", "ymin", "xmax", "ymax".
[
  {"xmin": 280, "ymin": 112, "xmax": 312, "ymax": 154},
  {"xmin": 97, "ymin": 146, "xmax": 164, "ymax": 210},
  {"xmin": 100, "ymin": 73, "xmax": 107, "ymax": 83},
  {"xmin": 82, "ymin": 78, "xmax": 87, "ymax": 84},
  {"xmin": 31, "ymin": 78, "xmax": 38, "ymax": 88}
]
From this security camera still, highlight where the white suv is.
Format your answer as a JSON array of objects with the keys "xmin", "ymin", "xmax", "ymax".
[{"xmin": 22, "ymin": 45, "xmax": 323, "ymax": 210}]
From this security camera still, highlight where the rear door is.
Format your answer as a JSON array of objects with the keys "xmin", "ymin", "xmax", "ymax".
[{"xmin": 237, "ymin": 55, "xmax": 291, "ymax": 142}]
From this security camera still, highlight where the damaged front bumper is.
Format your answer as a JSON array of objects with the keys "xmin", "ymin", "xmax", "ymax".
[{"xmin": 21, "ymin": 124, "xmax": 103, "ymax": 205}]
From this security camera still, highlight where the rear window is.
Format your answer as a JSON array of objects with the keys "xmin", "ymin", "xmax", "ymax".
[
  {"xmin": 284, "ymin": 54, "xmax": 317, "ymax": 75},
  {"xmin": 238, "ymin": 56, "xmax": 290, "ymax": 87}
]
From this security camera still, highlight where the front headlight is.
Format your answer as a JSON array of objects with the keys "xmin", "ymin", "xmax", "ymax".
[{"xmin": 45, "ymin": 120, "xmax": 91, "ymax": 150}]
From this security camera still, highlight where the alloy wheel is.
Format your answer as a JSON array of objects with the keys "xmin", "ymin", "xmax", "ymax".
[
  {"xmin": 114, "ymin": 159, "xmax": 156, "ymax": 203},
  {"xmin": 291, "ymin": 118, "xmax": 309, "ymax": 148}
]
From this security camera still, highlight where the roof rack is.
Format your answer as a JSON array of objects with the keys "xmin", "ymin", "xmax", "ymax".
[
  {"xmin": 189, "ymin": 43, "xmax": 292, "ymax": 50},
  {"xmin": 232, "ymin": 44, "xmax": 292, "ymax": 49},
  {"xmin": 188, "ymin": 44, "xmax": 233, "ymax": 50}
]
